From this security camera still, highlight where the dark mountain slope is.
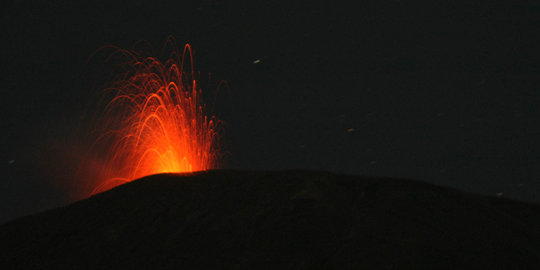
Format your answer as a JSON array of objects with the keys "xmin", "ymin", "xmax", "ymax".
[{"xmin": 2, "ymin": 170, "xmax": 539, "ymax": 269}]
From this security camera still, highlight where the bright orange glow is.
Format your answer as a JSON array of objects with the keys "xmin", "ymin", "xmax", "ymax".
[{"xmin": 89, "ymin": 43, "xmax": 219, "ymax": 195}]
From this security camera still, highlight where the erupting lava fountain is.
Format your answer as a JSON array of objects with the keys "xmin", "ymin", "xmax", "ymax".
[{"xmin": 89, "ymin": 43, "xmax": 220, "ymax": 195}]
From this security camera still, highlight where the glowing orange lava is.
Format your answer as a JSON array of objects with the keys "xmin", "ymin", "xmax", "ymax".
[{"xmin": 89, "ymin": 43, "xmax": 219, "ymax": 195}]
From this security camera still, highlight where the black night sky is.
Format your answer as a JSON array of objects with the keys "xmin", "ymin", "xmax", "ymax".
[{"xmin": 1, "ymin": 1, "xmax": 539, "ymax": 223}]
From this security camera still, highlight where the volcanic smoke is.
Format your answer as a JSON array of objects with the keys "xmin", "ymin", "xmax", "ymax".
[{"xmin": 88, "ymin": 43, "xmax": 219, "ymax": 195}]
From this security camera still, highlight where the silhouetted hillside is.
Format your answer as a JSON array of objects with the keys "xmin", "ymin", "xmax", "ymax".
[{"xmin": 1, "ymin": 170, "xmax": 539, "ymax": 269}]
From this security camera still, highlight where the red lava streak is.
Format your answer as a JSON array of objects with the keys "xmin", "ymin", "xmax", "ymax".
[{"xmin": 90, "ymin": 43, "xmax": 219, "ymax": 195}]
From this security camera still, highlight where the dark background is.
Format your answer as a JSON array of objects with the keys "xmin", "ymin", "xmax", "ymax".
[{"xmin": 1, "ymin": 0, "xmax": 539, "ymax": 223}]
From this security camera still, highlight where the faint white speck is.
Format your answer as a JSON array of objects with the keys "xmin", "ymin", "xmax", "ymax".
[
  {"xmin": 347, "ymin": 128, "xmax": 355, "ymax": 132},
  {"xmin": 253, "ymin": 59, "xmax": 261, "ymax": 64},
  {"xmin": 496, "ymin": 192, "xmax": 503, "ymax": 197},
  {"xmin": 8, "ymin": 160, "xmax": 15, "ymax": 165}
]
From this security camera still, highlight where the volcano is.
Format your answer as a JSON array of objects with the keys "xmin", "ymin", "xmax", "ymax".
[{"xmin": 1, "ymin": 170, "xmax": 539, "ymax": 269}]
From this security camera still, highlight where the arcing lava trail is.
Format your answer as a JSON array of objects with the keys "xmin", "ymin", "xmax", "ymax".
[{"xmin": 88, "ymin": 42, "xmax": 219, "ymax": 195}]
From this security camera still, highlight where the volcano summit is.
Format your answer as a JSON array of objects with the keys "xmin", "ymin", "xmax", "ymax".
[{"xmin": 1, "ymin": 170, "xmax": 539, "ymax": 269}]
